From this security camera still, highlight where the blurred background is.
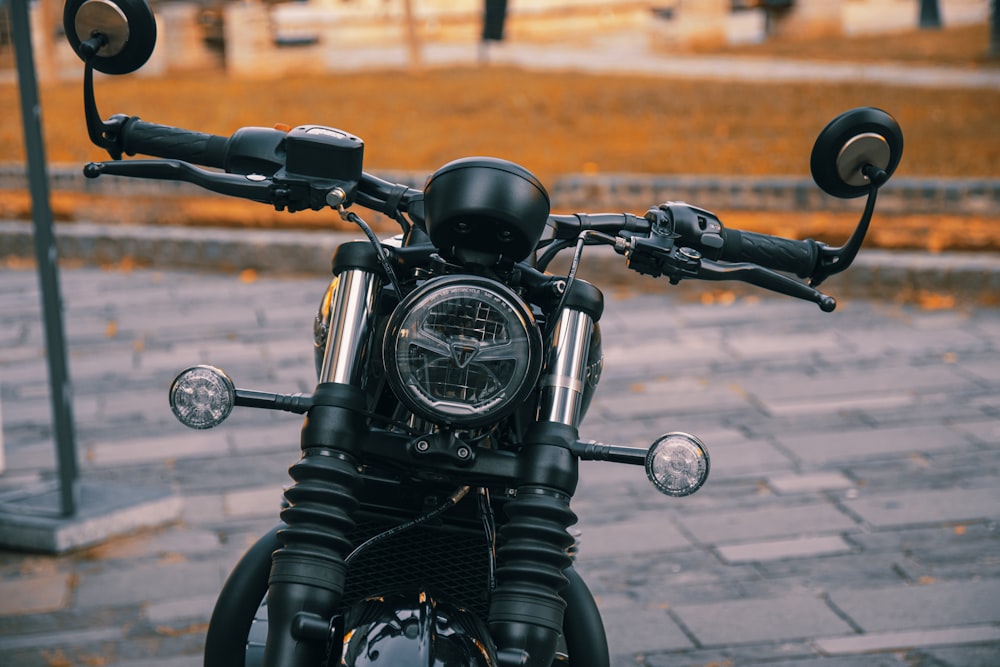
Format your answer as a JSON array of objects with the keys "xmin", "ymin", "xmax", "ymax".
[{"xmin": 1, "ymin": 0, "xmax": 999, "ymax": 254}]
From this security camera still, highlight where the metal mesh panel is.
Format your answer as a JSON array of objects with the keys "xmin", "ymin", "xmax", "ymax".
[{"xmin": 343, "ymin": 518, "xmax": 493, "ymax": 619}]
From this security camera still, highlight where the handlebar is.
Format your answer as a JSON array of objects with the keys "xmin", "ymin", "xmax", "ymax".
[
  {"xmin": 84, "ymin": 108, "xmax": 877, "ymax": 310},
  {"xmin": 120, "ymin": 118, "xmax": 229, "ymax": 169},
  {"xmin": 719, "ymin": 229, "xmax": 820, "ymax": 279}
]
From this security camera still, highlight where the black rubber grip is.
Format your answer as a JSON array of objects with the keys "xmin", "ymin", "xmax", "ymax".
[
  {"xmin": 720, "ymin": 229, "xmax": 820, "ymax": 279},
  {"xmin": 120, "ymin": 118, "xmax": 229, "ymax": 169}
]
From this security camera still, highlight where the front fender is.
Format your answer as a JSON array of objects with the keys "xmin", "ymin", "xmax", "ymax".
[{"xmin": 204, "ymin": 525, "xmax": 280, "ymax": 667}]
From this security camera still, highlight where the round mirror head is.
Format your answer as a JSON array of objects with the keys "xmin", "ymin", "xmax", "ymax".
[
  {"xmin": 810, "ymin": 107, "xmax": 903, "ymax": 199},
  {"xmin": 63, "ymin": 0, "xmax": 157, "ymax": 75}
]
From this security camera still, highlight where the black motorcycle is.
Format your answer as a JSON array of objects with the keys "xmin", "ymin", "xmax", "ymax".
[{"xmin": 62, "ymin": 2, "xmax": 903, "ymax": 666}]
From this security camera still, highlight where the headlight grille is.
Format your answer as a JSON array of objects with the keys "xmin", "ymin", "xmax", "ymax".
[{"xmin": 383, "ymin": 277, "xmax": 541, "ymax": 427}]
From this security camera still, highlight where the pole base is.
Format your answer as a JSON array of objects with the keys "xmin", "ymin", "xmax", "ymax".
[{"xmin": 0, "ymin": 479, "xmax": 180, "ymax": 554}]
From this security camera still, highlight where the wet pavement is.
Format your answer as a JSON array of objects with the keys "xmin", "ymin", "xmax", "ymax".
[{"xmin": 0, "ymin": 258, "xmax": 998, "ymax": 666}]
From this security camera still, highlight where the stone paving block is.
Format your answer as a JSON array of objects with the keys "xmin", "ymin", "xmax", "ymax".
[
  {"xmin": 829, "ymin": 579, "xmax": 1000, "ymax": 633},
  {"xmin": 776, "ymin": 423, "xmax": 970, "ymax": 466},
  {"xmin": 76, "ymin": 525, "xmax": 222, "ymax": 562},
  {"xmin": 745, "ymin": 362, "xmax": 974, "ymax": 407},
  {"xmin": 767, "ymin": 471, "xmax": 854, "ymax": 495},
  {"xmin": 921, "ymin": 642, "xmax": 1000, "ymax": 667},
  {"xmin": 73, "ymin": 560, "xmax": 227, "ymax": 610},
  {"xmin": 85, "ymin": 429, "xmax": 230, "ymax": 467},
  {"xmin": 672, "ymin": 592, "xmax": 855, "ymax": 646},
  {"xmin": 113, "ymin": 656, "xmax": 201, "ymax": 667},
  {"xmin": 716, "ymin": 535, "xmax": 854, "ymax": 564},
  {"xmin": 602, "ymin": 333, "xmax": 726, "ymax": 375},
  {"xmin": 723, "ymin": 331, "xmax": 847, "ymax": 362},
  {"xmin": 953, "ymin": 417, "xmax": 1000, "ymax": 448},
  {"xmin": 696, "ymin": 435, "xmax": 797, "ymax": 480},
  {"xmin": 842, "ymin": 486, "xmax": 1000, "ymax": 528},
  {"xmin": 144, "ymin": 594, "xmax": 218, "ymax": 624},
  {"xmin": 223, "ymin": 485, "xmax": 285, "ymax": 519},
  {"xmin": 227, "ymin": 421, "xmax": 305, "ymax": 455},
  {"xmin": 814, "ymin": 623, "xmax": 1000, "ymax": 655},
  {"xmin": 677, "ymin": 501, "xmax": 857, "ymax": 545},
  {"xmin": 764, "ymin": 392, "xmax": 915, "ymax": 418},
  {"xmin": 0, "ymin": 625, "xmax": 127, "ymax": 653},
  {"xmin": 576, "ymin": 508, "xmax": 692, "ymax": 557},
  {"xmin": 834, "ymin": 324, "xmax": 987, "ymax": 359},
  {"xmin": 598, "ymin": 604, "xmax": 694, "ymax": 655},
  {"xmin": 0, "ymin": 572, "xmax": 71, "ymax": 617},
  {"xmin": 753, "ymin": 550, "xmax": 913, "ymax": 591},
  {"xmin": 594, "ymin": 376, "xmax": 751, "ymax": 421},
  {"xmin": 179, "ymin": 493, "xmax": 225, "ymax": 526}
]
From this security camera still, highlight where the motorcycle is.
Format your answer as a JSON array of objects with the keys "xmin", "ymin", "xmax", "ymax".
[{"xmin": 62, "ymin": 1, "xmax": 904, "ymax": 666}]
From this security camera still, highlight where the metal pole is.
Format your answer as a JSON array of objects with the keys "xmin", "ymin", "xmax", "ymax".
[
  {"xmin": 991, "ymin": 0, "xmax": 1000, "ymax": 57},
  {"xmin": 918, "ymin": 0, "xmax": 942, "ymax": 28},
  {"xmin": 10, "ymin": 0, "xmax": 79, "ymax": 517}
]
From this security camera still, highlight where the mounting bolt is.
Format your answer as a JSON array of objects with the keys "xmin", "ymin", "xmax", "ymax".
[{"xmin": 326, "ymin": 187, "xmax": 347, "ymax": 208}]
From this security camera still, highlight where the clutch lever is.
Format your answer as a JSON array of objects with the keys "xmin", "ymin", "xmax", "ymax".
[
  {"xmin": 697, "ymin": 257, "xmax": 837, "ymax": 312},
  {"xmin": 84, "ymin": 159, "xmax": 338, "ymax": 213},
  {"xmin": 85, "ymin": 159, "xmax": 276, "ymax": 204}
]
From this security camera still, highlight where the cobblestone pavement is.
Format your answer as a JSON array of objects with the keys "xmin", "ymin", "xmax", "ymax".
[{"xmin": 0, "ymin": 260, "xmax": 998, "ymax": 666}]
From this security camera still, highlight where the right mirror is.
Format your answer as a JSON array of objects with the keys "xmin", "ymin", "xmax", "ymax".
[
  {"xmin": 810, "ymin": 107, "xmax": 903, "ymax": 199},
  {"xmin": 63, "ymin": 0, "xmax": 157, "ymax": 75}
]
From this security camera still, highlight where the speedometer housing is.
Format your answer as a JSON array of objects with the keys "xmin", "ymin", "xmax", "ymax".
[{"xmin": 423, "ymin": 157, "xmax": 550, "ymax": 262}]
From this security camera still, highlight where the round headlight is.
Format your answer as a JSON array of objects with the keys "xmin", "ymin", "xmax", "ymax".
[{"xmin": 382, "ymin": 276, "xmax": 542, "ymax": 427}]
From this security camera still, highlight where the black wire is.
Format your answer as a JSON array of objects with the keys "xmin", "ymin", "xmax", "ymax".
[
  {"xmin": 345, "ymin": 486, "xmax": 471, "ymax": 565},
  {"xmin": 544, "ymin": 230, "xmax": 617, "ymax": 341},
  {"xmin": 342, "ymin": 209, "xmax": 404, "ymax": 297},
  {"xmin": 536, "ymin": 238, "xmax": 574, "ymax": 272},
  {"xmin": 478, "ymin": 488, "xmax": 497, "ymax": 591}
]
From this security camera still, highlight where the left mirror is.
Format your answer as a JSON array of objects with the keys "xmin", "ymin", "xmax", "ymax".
[{"xmin": 63, "ymin": 0, "xmax": 157, "ymax": 75}]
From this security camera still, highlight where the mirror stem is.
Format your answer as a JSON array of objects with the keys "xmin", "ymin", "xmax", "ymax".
[
  {"xmin": 79, "ymin": 33, "xmax": 109, "ymax": 61},
  {"xmin": 82, "ymin": 59, "xmax": 125, "ymax": 160},
  {"xmin": 863, "ymin": 163, "xmax": 889, "ymax": 188},
  {"xmin": 810, "ymin": 183, "xmax": 879, "ymax": 287}
]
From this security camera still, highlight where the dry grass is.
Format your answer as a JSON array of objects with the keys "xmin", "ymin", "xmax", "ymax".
[{"xmin": 1, "ymin": 23, "xmax": 998, "ymax": 249}]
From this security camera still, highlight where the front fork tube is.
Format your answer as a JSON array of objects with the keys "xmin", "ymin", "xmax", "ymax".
[
  {"xmin": 490, "ymin": 297, "xmax": 600, "ymax": 667},
  {"xmin": 264, "ymin": 242, "xmax": 382, "ymax": 667}
]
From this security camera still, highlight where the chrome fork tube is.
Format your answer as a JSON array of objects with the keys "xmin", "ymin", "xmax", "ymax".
[
  {"xmin": 265, "ymin": 243, "xmax": 383, "ymax": 667},
  {"xmin": 318, "ymin": 268, "xmax": 381, "ymax": 386},
  {"xmin": 539, "ymin": 308, "xmax": 594, "ymax": 427}
]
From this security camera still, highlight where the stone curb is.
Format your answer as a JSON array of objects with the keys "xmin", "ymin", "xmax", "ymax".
[
  {"xmin": 2, "ymin": 220, "xmax": 998, "ymax": 305},
  {"xmin": 2, "ymin": 165, "xmax": 999, "ymax": 216}
]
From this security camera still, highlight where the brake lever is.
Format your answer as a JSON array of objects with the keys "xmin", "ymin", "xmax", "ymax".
[{"xmin": 697, "ymin": 257, "xmax": 837, "ymax": 312}]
